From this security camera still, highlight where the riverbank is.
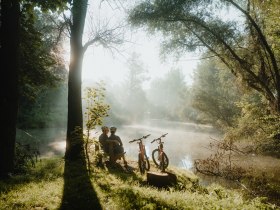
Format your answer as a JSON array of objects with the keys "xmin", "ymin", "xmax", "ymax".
[{"xmin": 0, "ymin": 157, "xmax": 278, "ymax": 209}]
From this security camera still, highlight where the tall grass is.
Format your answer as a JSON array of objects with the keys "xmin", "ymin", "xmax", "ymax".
[
  {"xmin": 0, "ymin": 158, "xmax": 278, "ymax": 210},
  {"xmin": 91, "ymin": 166, "xmax": 277, "ymax": 210},
  {"xmin": 0, "ymin": 158, "xmax": 64, "ymax": 210}
]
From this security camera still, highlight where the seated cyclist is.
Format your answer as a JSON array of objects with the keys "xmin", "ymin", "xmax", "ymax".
[
  {"xmin": 109, "ymin": 126, "xmax": 127, "ymax": 165},
  {"xmin": 98, "ymin": 126, "xmax": 109, "ymax": 153}
]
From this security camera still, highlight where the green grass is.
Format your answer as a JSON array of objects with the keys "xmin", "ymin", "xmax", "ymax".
[
  {"xmin": 0, "ymin": 158, "xmax": 64, "ymax": 210},
  {"xmin": 0, "ymin": 158, "xmax": 278, "ymax": 210},
  {"xmin": 91, "ymin": 165, "xmax": 277, "ymax": 210}
]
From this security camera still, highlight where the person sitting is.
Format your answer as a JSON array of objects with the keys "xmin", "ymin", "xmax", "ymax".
[
  {"xmin": 98, "ymin": 126, "xmax": 109, "ymax": 153},
  {"xmin": 108, "ymin": 126, "xmax": 127, "ymax": 166}
]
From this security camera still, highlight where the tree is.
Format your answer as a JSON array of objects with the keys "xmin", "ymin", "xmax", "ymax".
[
  {"xmin": 129, "ymin": 0, "xmax": 280, "ymax": 114},
  {"xmin": 0, "ymin": 0, "xmax": 21, "ymax": 177},
  {"xmin": 65, "ymin": 0, "xmax": 124, "ymax": 160},
  {"xmin": 84, "ymin": 83, "xmax": 110, "ymax": 171},
  {"xmin": 191, "ymin": 59, "xmax": 241, "ymax": 129},
  {"xmin": 122, "ymin": 53, "xmax": 149, "ymax": 122},
  {"xmin": 65, "ymin": 0, "xmax": 88, "ymax": 160},
  {"xmin": 147, "ymin": 68, "xmax": 188, "ymax": 120}
]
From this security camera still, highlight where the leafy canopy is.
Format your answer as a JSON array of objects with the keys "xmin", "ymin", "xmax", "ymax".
[{"xmin": 129, "ymin": 0, "xmax": 280, "ymax": 113}]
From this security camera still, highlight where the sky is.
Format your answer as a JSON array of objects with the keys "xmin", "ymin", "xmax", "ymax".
[
  {"xmin": 81, "ymin": 32, "xmax": 199, "ymax": 87},
  {"xmin": 69, "ymin": 0, "xmax": 200, "ymax": 88}
]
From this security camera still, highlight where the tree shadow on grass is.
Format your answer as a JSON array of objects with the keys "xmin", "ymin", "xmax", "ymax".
[{"xmin": 60, "ymin": 157, "xmax": 102, "ymax": 210}]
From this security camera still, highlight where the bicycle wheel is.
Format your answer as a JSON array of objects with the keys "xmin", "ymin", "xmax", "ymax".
[
  {"xmin": 152, "ymin": 149, "xmax": 169, "ymax": 169},
  {"xmin": 144, "ymin": 154, "xmax": 150, "ymax": 171},
  {"xmin": 159, "ymin": 152, "xmax": 169, "ymax": 171}
]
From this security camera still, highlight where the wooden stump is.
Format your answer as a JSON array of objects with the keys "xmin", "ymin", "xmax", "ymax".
[{"xmin": 147, "ymin": 171, "xmax": 177, "ymax": 188}]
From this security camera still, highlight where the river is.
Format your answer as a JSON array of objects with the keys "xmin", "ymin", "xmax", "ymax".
[
  {"xmin": 118, "ymin": 119, "xmax": 220, "ymax": 170},
  {"xmin": 17, "ymin": 119, "xmax": 220, "ymax": 170}
]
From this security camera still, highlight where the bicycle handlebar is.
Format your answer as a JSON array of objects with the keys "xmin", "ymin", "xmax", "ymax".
[
  {"xmin": 129, "ymin": 134, "xmax": 151, "ymax": 143},
  {"xmin": 151, "ymin": 133, "xmax": 168, "ymax": 143}
]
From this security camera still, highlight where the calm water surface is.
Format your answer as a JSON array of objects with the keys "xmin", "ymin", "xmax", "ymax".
[{"xmin": 17, "ymin": 120, "xmax": 219, "ymax": 169}]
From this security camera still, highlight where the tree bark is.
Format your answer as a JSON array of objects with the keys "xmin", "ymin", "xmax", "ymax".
[
  {"xmin": 0, "ymin": 0, "xmax": 20, "ymax": 177},
  {"xmin": 65, "ymin": 0, "xmax": 88, "ymax": 160}
]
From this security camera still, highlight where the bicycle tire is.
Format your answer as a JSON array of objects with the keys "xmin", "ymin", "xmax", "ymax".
[
  {"xmin": 152, "ymin": 149, "xmax": 169, "ymax": 170},
  {"xmin": 144, "ymin": 154, "xmax": 150, "ymax": 171}
]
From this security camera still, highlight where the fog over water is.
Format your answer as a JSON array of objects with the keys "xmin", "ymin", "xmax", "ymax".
[
  {"xmin": 19, "ymin": 119, "xmax": 220, "ymax": 171},
  {"xmin": 116, "ymin": 119, "xmax": 220, "ymax": 170}
]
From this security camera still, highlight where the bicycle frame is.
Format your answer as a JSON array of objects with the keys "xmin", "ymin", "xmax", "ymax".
[
  {"xmin": 138, "ymin": 140, "xmax": 147, "ymax": 161},
  {"xmin": 158, "ymin": 140, "xmax": 164, "ymax": 160},
  {"xmin": 155, "ymin": 139, "xmax": 164, "ymax": 168},
  {"xmin": 129, "ymin": 134, "xmax": 151, "ymax": 174}
]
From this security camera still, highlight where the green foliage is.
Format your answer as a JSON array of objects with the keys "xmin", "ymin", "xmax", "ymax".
[
  {"xmin": 17, "ymin": 84, "xmax": 67, "ymax": 128},
  {"xmin": 129, "ymin": 0, "xmax": 280, "ymax": 114},
  {"xmin": 147, "ymin": 68, "xmax": 193, "ymax": 121},
  {"xmin": 92, "ymin": 139, "xmax": 105, "ymax": 167},
  {"xmin": 83, "ymin": 83, "xmax": 110, "ymax": 170},
  {"xmin": 17, "ymin": 6, "xmax": 68, "ymax": 129},
  {"xmin": 84, "ymin": 83, "xmax": 110, "ymax": 130},
  {"xmin": 21, "ymin": 0, "xmax": 67, "ymax": 13},
  {"xmin": 19, "ymin": 8, "xmax": 65, "ymax": 102},
  {"xmin": 226, "ymin": 93, "xmax": 280, "ymax": 156},
  {"xmin": 191, "ymin": 59, "xmax": 241, "ymax": 129},
  {"xmin": 128, "ymin": 0, "xmax": 280, "ymax": 159},
  {"xmin": 14, "ymin": 142, "xmax": 39, "ymax": 174}
]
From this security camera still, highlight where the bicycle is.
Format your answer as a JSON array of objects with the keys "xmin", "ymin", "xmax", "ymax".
[
  {"xmin": 151, "ymin": 133, "xmax": 169, "ymax": 172},
  {"xmin": 129, "ymin": 134, "xmax": 151, "ymax": 174}
]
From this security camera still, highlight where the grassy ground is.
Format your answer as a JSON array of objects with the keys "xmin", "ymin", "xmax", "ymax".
[{"xmin": 0, "ymin": 157, "xmax": 279, "ymax": 210}]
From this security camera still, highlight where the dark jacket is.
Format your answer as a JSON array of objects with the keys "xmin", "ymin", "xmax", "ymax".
[{"xmin": 99, "ymin": 133, "xmax": 109, "ymax": 152}]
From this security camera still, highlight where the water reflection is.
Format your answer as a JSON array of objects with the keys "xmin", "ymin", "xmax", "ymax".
[
  {"xmin": 178, "ymin": 155, "xmax": 193, "ymax": 170},
  {"xmin": 16, "ymin": 128, "xmax": 66, "ymax": 157}
]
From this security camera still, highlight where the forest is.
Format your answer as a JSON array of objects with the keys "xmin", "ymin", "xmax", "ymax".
[{"xmin": 1, "ymin": 0, "xmax": 280, "ymax": 209}]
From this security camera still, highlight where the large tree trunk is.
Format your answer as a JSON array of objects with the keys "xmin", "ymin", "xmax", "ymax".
[
  {"xmin": 65, "ymin": 0, "xmax": 88, "ymax": 160},
  {"xmin": 0, "ymin": 0, "xmax": 20, "ymax": 177}
]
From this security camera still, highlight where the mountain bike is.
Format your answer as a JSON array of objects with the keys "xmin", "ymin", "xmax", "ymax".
[
  {"xmin": 129, "ymin": 134, "xmax": 151, "ymax": 174},
  {"xmin": 151, "ymin": 133, "xmax": 169, "ymax": 172}
]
